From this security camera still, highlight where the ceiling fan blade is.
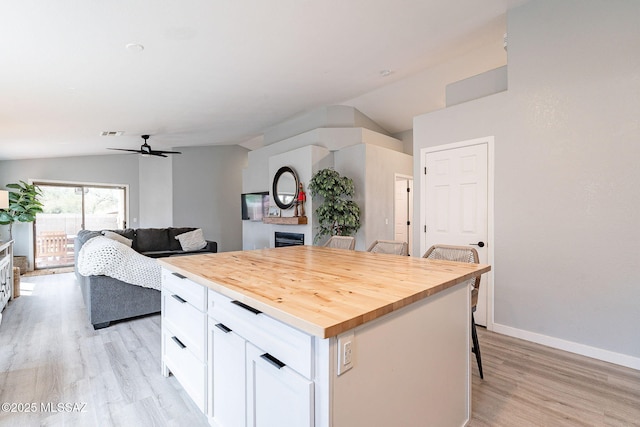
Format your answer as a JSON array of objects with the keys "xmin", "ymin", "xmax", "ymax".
[
  {"xmin": 107, "ymin": 148, "xmax": 142, "ymax": 153},
  {"xmin": 151, "ymin": 149, "xmax": 182, "ymax": 155},
  {"xmin": 107, "ymin": 135, "xmax": 179, "ymax": 157}
]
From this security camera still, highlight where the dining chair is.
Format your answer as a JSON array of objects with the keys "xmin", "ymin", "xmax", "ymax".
[
  {"xmin": 366, "ymin": 240, "xmax": 408, "ymax": 256},
  {"xmin": 423, "ymin": 244, "xmax": 484, "ymax": 379},
  {"xmin": 323, "ymin": 236, "xmax": 356, "ymax": 250}
]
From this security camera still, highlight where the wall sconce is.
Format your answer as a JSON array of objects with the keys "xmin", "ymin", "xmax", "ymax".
[{"xmin": 0, "ymin": 190, "xmax": 8, "ymax": 210}]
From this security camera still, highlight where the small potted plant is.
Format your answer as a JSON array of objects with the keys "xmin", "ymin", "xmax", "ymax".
[{"xmin": 308, "ymin": 168, "xmax": 361, "ymax": 243}]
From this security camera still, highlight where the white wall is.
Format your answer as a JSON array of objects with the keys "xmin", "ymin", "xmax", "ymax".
[
  {"xmin": 334, "ymin": 144, "xmax": 413, "ymax": 251},
  {"xmin": 263, "ymin": 105, "xmax": 391, "ymax": 146},
  {"xmin": 243, "ymin": 136, "xmax": 411, "ymax": 251},
  {"xmin": 172, "ymin": 145, "xmax": 248, "ymax": 252},
  {"xmin": 413, "ymin": 0, "xmax": 640, "ymax": 368},
  {"xmin": 243, "ymin": 145, "xmax": 333, "ymax": 250},
  {"xmin": 445, "ymin": 65, "xmax": 507, "ymax": 107},
  {"xmin": 242, "ymin": 107, "xmax": 407, "ymax": 251},
  {"xmin": 139, "ymin": 156, "xmax": 173, "ymax": 228},
  {"xmin": 267, "ymin": 146, "xmax": 332, "ymax": 247}
]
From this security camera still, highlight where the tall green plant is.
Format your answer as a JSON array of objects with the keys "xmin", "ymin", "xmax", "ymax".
[
  {"xmin": 308, "ymin": 168, "xmax": 361, "ymax": 243},
  {"xmin": 0, "ymin": 181, "xmax": 44, "ymax": 239}
]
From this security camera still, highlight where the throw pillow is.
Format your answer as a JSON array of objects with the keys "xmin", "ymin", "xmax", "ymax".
[
  {"xmin": 102, "ymin": 230, "xmax": 133, "ymax": 247},
  {"xmin": 175, "ymin": 228, "xmax": 207, "ymax": 252}
]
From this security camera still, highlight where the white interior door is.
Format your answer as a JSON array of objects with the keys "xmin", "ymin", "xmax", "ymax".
[
  {"xmin": 423, "ymin": 141, "xmax": 489, "ymax": 326},
  {"xmin": 394, "ymin": 175, "xmax": 413, "ymax": 255}
]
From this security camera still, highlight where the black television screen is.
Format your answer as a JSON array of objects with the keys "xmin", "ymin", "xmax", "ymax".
[{"xmin": 241, "ymin": 192, "xmax": 269, "ymax": 221}]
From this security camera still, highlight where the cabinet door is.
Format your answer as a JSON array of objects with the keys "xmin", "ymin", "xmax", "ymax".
[
  {"xmin": 209, "ymin": 318, "xmax": 246, "ymax": 427},
  {"xmin": 246, "ymin": 343, "xmax": 314, "ymax": 427}
]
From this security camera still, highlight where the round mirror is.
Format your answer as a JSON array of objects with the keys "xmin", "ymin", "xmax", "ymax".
[{"xmin": 272, "ymin": 166, "xmax": 299, "ymax": 210}]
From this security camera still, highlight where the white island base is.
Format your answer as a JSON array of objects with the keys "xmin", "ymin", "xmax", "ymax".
[
  {"xmin": 325, "ymin": 283, "xmax": 470, "ymax": 427},
  {"xmin": 160, "ymin": 268, "xmax": 471, "ymax": 427}
]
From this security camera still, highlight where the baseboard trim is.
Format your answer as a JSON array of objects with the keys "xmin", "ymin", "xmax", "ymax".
[{"xmin": 492, "ymin": 323, "xmax": 640, "ymax": 371}]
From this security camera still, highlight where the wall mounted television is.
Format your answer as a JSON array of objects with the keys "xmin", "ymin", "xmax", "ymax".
[{"xmin": 241, "ymin": 192, "xmax": 269, "ymax": 221}]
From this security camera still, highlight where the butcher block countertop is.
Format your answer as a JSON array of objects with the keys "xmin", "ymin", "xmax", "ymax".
[{"xmin": 158, "ymin": 246, "xmax": 491, "ymax": 339}]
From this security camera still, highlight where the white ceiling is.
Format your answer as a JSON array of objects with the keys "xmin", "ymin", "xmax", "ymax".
[{"xmin": 0, "ymin": 0, "xmax": 527, "ymax": 161}]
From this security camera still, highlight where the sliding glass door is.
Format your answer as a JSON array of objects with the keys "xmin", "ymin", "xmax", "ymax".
[{"xmin": 33, "ymin": 182, "xmax": 127, "ymax": 269}]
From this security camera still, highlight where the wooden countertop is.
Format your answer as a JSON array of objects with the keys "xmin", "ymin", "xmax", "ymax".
[{"xmin": 158, "ymin": 246, "xmax": 491, "ymax": 339}]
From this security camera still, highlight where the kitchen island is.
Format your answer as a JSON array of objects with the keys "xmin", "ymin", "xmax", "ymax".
[{"xmin": 159, "ymin": 246, "xmax": 490, "ymax": 427}]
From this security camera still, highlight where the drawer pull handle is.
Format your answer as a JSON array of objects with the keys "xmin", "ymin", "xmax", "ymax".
[
  {"xmin": 171, "ymin": 336, "xmax": 186, "ymax": 349},
  {"xmin": 260, "ymin": 353, "xmax": 285, "ymax": 370},
  {"xmin": 171, "ymin": 272, "xmax": 187, "ymax": 279},
  {"xmin": 215, "ymin": 323, "xmax": 232, "ymax": 333},
  {"xmin": 171, "ymin": 294, "xmax": 187, "ymax": 304},
  {"xmin": 231, "ymin": 300, "xmax": 262, "ymax": 315}
]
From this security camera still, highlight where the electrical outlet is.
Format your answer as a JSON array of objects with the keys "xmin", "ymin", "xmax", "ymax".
[
  {"xmin": 344, "ymin": 341, "xmax": 352, "ymax": 365},
  {"xmin": 337, "ymin": 331, "xmax": 354, "ymax": 375}
]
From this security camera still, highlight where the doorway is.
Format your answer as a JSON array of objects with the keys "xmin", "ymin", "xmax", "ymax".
[
  {"xmin": 394, "ymin": 174, "xmax": 413, "ymax": 256},
  {"xmin": 420, "ymin": 137, "xmax": 494, "ymax": 328},
  {"xmin": 33, "ymin": 182, "xmax": 127, "ymax": 269}
]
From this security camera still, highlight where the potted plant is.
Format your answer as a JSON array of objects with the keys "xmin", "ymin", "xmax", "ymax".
[
  {"xmin": 0, "ymin": 181, "xmax": 44, "ymax": 273},
  {"xmin": 0, "ymin": 181, "xmax": 44, "ymax": 240},
  {"xmin": 308, "ymin": 168, "xmax": 361, "ymax": 243}
]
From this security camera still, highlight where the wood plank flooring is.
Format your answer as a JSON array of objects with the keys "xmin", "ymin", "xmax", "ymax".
[
  {"xmin": 470, "ymin": 327, "xmax": 640, "ymax": 427},
  {"xmin": 0, "ymin": 273, "xmax": 208, "ymax": 427},
  {"xmin": 1, "ymin": 272, "xmax": 638, "ymax": 426}
]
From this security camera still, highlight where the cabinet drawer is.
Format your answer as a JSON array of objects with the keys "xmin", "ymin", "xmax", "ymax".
[
  {"xmin": 162, "ymin": 269, "xmax": 206, "ymax": 311},
  {"xmin": 163, "ymin": 290, "xmax": 206, "ymax": 361},
  {"xmin": 246, "ymin": 342, "xmax": 314, "ymax": 427},
  {"xmin": 208, "ymin": 289, "xmax": 313, "ymax": 379},
  {"xmin": 163, "ymin": 327, "xmax": 206, "ymax": 413}
]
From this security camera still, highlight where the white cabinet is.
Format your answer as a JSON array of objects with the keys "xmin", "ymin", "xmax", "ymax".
[
  {"xmin": 162, "ymin": 268, "xmax": 316, "ymax": 426},
  {"xmin": 0, "ymin": 240, "xmax": 14, "ymax": 326},
  {"xmin": 208, "ymin": 318, "xmax": 246, "ymax": 427},
  {"xmin": 246, "ymin": 342, "xmax": 314, "ymax": 427},
  {"xmin": 161, "ymin": 270, "xmax": 207, "ymax": 413},
  {"xmin": 206, "ymin": 288, "xmax": 314, "ymax": 427}
]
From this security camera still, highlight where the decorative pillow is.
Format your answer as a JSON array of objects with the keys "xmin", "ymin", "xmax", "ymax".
[
  {"xmin": 102, "ymin": 230, "xmax": 133, "ymax": 247},
  {"xmin": 175, "ymin": 228, "xmax": 207, "ymax": 252},
  {"xmin": 168, "ymin": 227, "xmax": 196, "ymax": 251}
]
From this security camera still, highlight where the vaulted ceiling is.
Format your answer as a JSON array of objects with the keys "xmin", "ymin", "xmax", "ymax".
[{"xmin": 0, "ymin": 0, "xmax": 528, "ymax": 160}]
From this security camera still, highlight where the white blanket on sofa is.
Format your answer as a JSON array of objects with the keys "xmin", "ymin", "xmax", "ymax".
[{"xmin": 77, "ymin": 236, "xmax": 161, "ymax": 291}]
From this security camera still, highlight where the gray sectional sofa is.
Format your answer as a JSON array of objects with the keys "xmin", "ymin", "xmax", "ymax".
[{"xmin": 74, "ymin": 227, "xmax": 217, "ymax": 329}]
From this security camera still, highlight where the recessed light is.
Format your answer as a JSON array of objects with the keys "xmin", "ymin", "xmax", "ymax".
[
  {"xmin": 380, "ymin": 70, "xmax": 392, "ymax": 77},
  {"xmin": 125, "ymin": 43, "xmax": 144, "ymax": 53}
]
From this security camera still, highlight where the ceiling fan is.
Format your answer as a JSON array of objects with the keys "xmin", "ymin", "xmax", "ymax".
[{"xmin": 108, "ymin": 135, "xmax": 181, "ymax": 157}]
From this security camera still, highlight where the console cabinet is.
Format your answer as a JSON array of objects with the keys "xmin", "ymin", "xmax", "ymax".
[{"xmin": 0, "ymin": 240, "xmax": 14, "ymax": 326}]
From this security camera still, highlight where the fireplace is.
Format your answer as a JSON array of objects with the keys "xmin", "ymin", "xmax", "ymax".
[{"xmin": 274, "ymin": 232, "xmax": 304, "ymax": 247}]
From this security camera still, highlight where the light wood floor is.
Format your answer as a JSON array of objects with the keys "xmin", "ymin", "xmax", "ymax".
[{"xmin": 1, "ymin": 273, "xmax": 638, "ymax": 427}]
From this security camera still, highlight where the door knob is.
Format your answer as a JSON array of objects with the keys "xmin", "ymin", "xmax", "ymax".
[{"xmin": 470, "ymin": 241, "xmax": 485, "ymax": 248}]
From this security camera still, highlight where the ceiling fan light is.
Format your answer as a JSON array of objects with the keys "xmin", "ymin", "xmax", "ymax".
[{"xmin": 125, "ymin": 43, "xmax": 144, "ymax": 53}]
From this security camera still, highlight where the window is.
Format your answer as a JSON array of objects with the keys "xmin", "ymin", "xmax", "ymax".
[{"xmin": 33, "ymin": 181, "xmax": 127, "ymax": 269}]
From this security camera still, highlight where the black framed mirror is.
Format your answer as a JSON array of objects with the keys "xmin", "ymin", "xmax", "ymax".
[{"xmin": 272, "ymin": 166, "xmax": 299, "ymax": 210}]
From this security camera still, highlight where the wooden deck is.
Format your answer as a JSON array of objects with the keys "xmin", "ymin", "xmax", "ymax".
[{"xmin": 35, "ymin": 232, "xmax": 75, "ymax": 268}]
